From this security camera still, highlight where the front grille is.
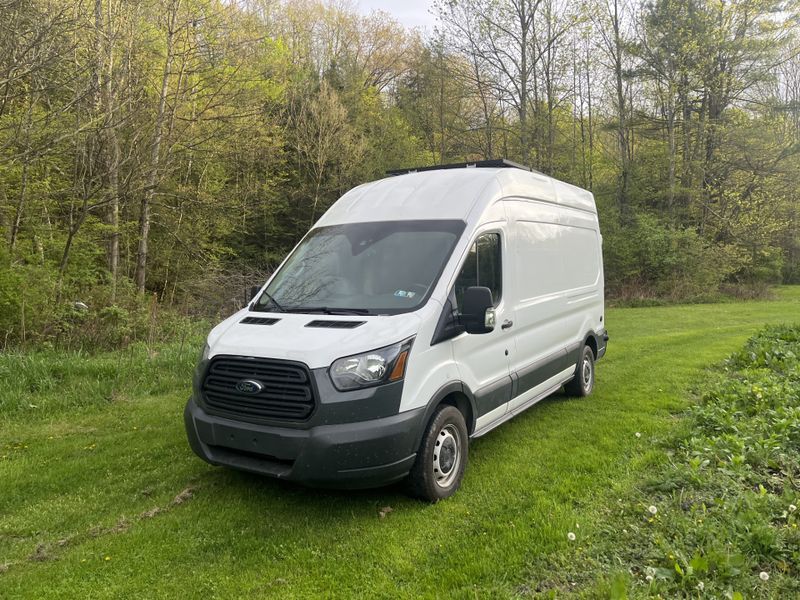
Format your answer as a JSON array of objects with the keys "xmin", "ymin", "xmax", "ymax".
[{"xmin": 202, "ymin": 356, "xmax": 315, "ymax": 422}]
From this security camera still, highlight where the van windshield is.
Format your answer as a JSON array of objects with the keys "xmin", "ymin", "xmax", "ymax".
[{"xmin": 254, "ymin": 220, "xmax": 465, "ymax": 315}]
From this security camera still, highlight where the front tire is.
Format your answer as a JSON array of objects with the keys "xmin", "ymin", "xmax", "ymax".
[
  {"xmin": 407, "ymin": 405, "xmax": 468, "ymax": 502},
  {"xmin": 564, "ymin": 345, "xmax": 595, "ymax": 397}
]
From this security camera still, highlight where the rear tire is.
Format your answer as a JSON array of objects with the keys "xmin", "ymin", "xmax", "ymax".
[
  {"xmin": 564, "ymin": 345, "xmax": 595, "ymax": 397},
  {"xmin": 407, "ymin": 405, "xmax": 468, "ymax": 502}
]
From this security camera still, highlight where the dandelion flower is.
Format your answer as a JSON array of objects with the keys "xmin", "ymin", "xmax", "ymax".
[
  {"xmin": 789, "ymin": 504, "xmax": 797, "ymax": 513},
  {"xmin": 697, "ymin": 581, "xmax": 704, "ymax": 591},
  {"xmin": 635, "ymin": 432, "xmax": 642, "ymax": 438},
  {"xmin": 567, "ymin": 532, "xmax": 576, "ymax": 541},
  {"xmin": 759, "ymin": 571, "xmax": 769, "ymax": 581},
  {"xmin": 645, "ymin": 575, "xmax": 653, "ymax": 583},
  {"xmin": 645, "ymin": 567, "xmax": 656, "ymax": 577},
  {"xmin": 104, "ymin": 556, "xmax": 111, "ymax": 561},
  {"xmin": 648, "ymin": 505, "xmax": 658, "ymax": 515}
]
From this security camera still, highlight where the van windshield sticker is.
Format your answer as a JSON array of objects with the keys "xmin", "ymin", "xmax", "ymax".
[{"xmin": 394, "ymin": 290, "xmax": 416, "ymax": 298}]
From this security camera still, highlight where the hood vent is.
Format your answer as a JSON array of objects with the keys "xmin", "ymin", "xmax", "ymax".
[
  {"xmin": 240, "ymin": 316, "xmax": 280, "ymax": 325},
  {"xmin": 305, "ymin": 320, "xmax": 365, "ymax": 329}
]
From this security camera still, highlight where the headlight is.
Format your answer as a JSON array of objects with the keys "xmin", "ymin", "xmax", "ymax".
[
  {"xmin": 329, "ymin": 338, "xmax": 414, "ymax": 391},
  {"xmin": 200, "ymin": 342, "xmax": 210, "ymax": 362}
]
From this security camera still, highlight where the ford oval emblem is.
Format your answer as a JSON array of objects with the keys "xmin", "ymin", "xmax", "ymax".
[{"xmin": 235, "ymin": 379, "xmax": 264, "ymax": 394}]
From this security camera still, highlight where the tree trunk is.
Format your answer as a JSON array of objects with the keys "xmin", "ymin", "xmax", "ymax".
[
  {"xmin": 612, "ymin": 0, "xmax": 630, "ymax": 218},
  {"xmin": 9, "ymin": 98, "xmax": 34, "ymax": 254},
  {"xmin": 586, "ymin": 44, "xmax": 594, "ymax": 191},
  {"xmin": 666, "ymin": 97, "xmax": 676, "ymax": 216},
  {"xmin": 9, "ymin": 158, "xmax": 29, "ymax": 254},
  {"xmin": 518, "ymin": 0, "xmax": 530, "ymax": 167},
  {"xmin": 473, "ymin": 59, "xmax": 493, "ymax": 158},
  {"xmin": 96, "ymin": 0, "xmax": 121, "ymax": 302},
  {"xmin": 544, "ymin": 2, "xmax": 555, "ymax": 174},
  {"xmin": 56, "ymin": 193, "xmax": 91, "ymax": 302},
  {"xmin": 135, "ymin": 0, "xmax": 178, "ymax": 293},
  {"xmin": 437, "ymin": 48, "xmax": 445, "ymax": 163}
]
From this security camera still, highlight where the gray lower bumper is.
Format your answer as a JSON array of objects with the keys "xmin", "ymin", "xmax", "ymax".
[{"xmin": 184, "ymin": 398, "xmax": 424, "ymax": 488}]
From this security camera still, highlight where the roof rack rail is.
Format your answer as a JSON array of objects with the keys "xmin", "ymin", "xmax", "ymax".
[{"xmin": 386, "ymin": 158, "xmax": 538, "ymax": 176}]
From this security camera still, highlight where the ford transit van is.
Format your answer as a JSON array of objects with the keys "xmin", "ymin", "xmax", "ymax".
[{"xmin": 184, "ymin": 160, "xmax": 608, "ymax": 501}]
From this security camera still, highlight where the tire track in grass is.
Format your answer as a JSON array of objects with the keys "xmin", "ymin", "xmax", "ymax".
[{"xmin": 0, "ymin": 485, "xmax": 200, "ymax": 576}]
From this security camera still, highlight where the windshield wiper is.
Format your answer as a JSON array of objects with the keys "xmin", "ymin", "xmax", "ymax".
[
  {"xmin": 252, "ymin": 291, "xmax": 285, "ymax": 313},
  {"xmin": 325, "ymin": 308, "xmax": 371, "ymax": 315},
  {"xmin": 282, "ymin": 306, "xmax": 371, "ymax": 315}
]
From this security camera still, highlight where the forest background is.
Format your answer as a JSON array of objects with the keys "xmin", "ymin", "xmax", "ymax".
[{"xmin": 1, "ymin": 0, "xmax": 798, "ymax": 349}]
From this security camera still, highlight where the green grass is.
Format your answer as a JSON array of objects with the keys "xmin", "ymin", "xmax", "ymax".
[{"xmin": 1, "ymin": 287, "xmax": 799, "ymax": 598}]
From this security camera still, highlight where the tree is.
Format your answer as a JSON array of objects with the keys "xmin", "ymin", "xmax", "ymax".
[{"xmin": 436, "ymin": 0, "xmax": 540, "ymax": 165}]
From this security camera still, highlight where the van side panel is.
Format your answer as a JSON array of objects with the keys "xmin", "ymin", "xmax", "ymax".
[{"xmin": 504, "ymin": 198, "xmax": 603, "ymax": 411}]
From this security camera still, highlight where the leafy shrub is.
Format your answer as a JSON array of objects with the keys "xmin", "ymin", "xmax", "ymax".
[
  {"xmin": 591, "ymin": 326, "xmax": 800, "ymax": 598},
  {"xmin": 602, "ymin": 212, "xmax": 734, "ymax": 303},
  {"xmin": 0, "ymin": 247, "xmax": 209, "ymax": 352}
]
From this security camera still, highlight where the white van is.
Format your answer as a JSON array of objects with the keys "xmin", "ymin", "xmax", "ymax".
[{"xmin": 185, "ymin": 160, "xmax": 607, "ymax": 501}]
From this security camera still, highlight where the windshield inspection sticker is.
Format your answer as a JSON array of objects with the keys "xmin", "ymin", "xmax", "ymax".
[{"xmin": 394, "ymin": 290, "xmax": 416, "ymax": 298}]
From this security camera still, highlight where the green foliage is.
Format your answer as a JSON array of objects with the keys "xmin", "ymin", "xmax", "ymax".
[
  {"xmin": 581, "ymin": 325, "xmax": 800, "ymax": 598},
  {"xmin": 602, "ymin": 211, "xmax": 734, "ymax": 302},
  {"xmin": 0, "ymin": 238, "xmax": 205, "ymax": 350},
  {"xmin": 1, "ymin": 0, "xmax": 799, "ymax": 350}
]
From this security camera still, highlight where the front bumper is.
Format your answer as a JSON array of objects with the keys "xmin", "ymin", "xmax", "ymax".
[{"xmin": 184, "ymin": 397, "xmax": 425, "ymax": 488}]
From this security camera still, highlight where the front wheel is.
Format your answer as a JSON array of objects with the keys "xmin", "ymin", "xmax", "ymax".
[
  {"xmin": 407, "ymin": 405, "xmax": 468, "ymax": 502},
  {"xmin": 564, "ymin": 345, "xmax": 595, "ymax": 397}
]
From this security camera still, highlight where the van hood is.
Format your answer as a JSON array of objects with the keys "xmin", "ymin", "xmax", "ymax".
[{"xmin": 207, "ymin": 309, "xmax": 424, "ymax": 369}]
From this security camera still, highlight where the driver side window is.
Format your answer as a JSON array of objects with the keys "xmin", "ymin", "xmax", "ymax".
[{"xmin": 454, "ymin": 232, "xmax": 502, "ymax": 312}]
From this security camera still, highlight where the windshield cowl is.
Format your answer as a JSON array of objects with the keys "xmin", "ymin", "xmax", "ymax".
[{"xmin": 283, "ymin": 306, "xmax": 372, "ymax": 315}]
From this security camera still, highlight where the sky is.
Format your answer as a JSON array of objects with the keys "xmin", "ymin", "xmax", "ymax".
[{"xmin": 356, "ymin": 0, "xmax": 436, "ymax": 31}]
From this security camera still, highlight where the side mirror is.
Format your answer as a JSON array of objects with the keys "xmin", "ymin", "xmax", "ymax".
[{"xmin": 461, "ymin": 286, "xmax": 495, "ymax": 334}]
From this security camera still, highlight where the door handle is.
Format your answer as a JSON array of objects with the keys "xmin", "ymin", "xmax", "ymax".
[{"xmin": 501, "ymin": 319, "xmax": 514, "ymax": 330}]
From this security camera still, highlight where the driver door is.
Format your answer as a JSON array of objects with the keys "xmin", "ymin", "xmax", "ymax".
[{"xmin": 450, "ymin": 228, "xmax": 515, "ymax": 431}]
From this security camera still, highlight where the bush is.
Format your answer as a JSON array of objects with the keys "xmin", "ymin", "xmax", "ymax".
[
  {"xmin": 0, "ymin": 254, "xmax": 208, "ymax": 352},
  {"xmin": 603, "ymin": 212, "xmax": 734, "ymax": 303}
]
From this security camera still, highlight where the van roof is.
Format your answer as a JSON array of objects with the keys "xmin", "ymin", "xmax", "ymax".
[{"xmin": 315, "ymin": 165, "xmax": 596, "ymax": 228}]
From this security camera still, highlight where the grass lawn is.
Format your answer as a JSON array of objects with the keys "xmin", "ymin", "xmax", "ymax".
[{"xmin": 1, "ymin": 287, "xmax": 799, "ymax": 598}]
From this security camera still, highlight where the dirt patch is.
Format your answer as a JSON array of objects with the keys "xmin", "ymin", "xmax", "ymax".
[
  {"xmin": 28, "ymin": 544, "xmax": 52, "ymax": 562},
  {"xmin": 170, "ymin": 487, "xmax": 194, "ymax": 506},
  {"xmin": 140, "ymin": 506, "xmax": 162, "ymax": 519},
  {"xmin": 109, "ymin": 517, "xmax": 131, "ymax": 533}
]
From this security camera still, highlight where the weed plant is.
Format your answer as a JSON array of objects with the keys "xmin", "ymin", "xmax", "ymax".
[{"xmin": 589, "ymin": 326, "xmax": 800, "ymax": 598}]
